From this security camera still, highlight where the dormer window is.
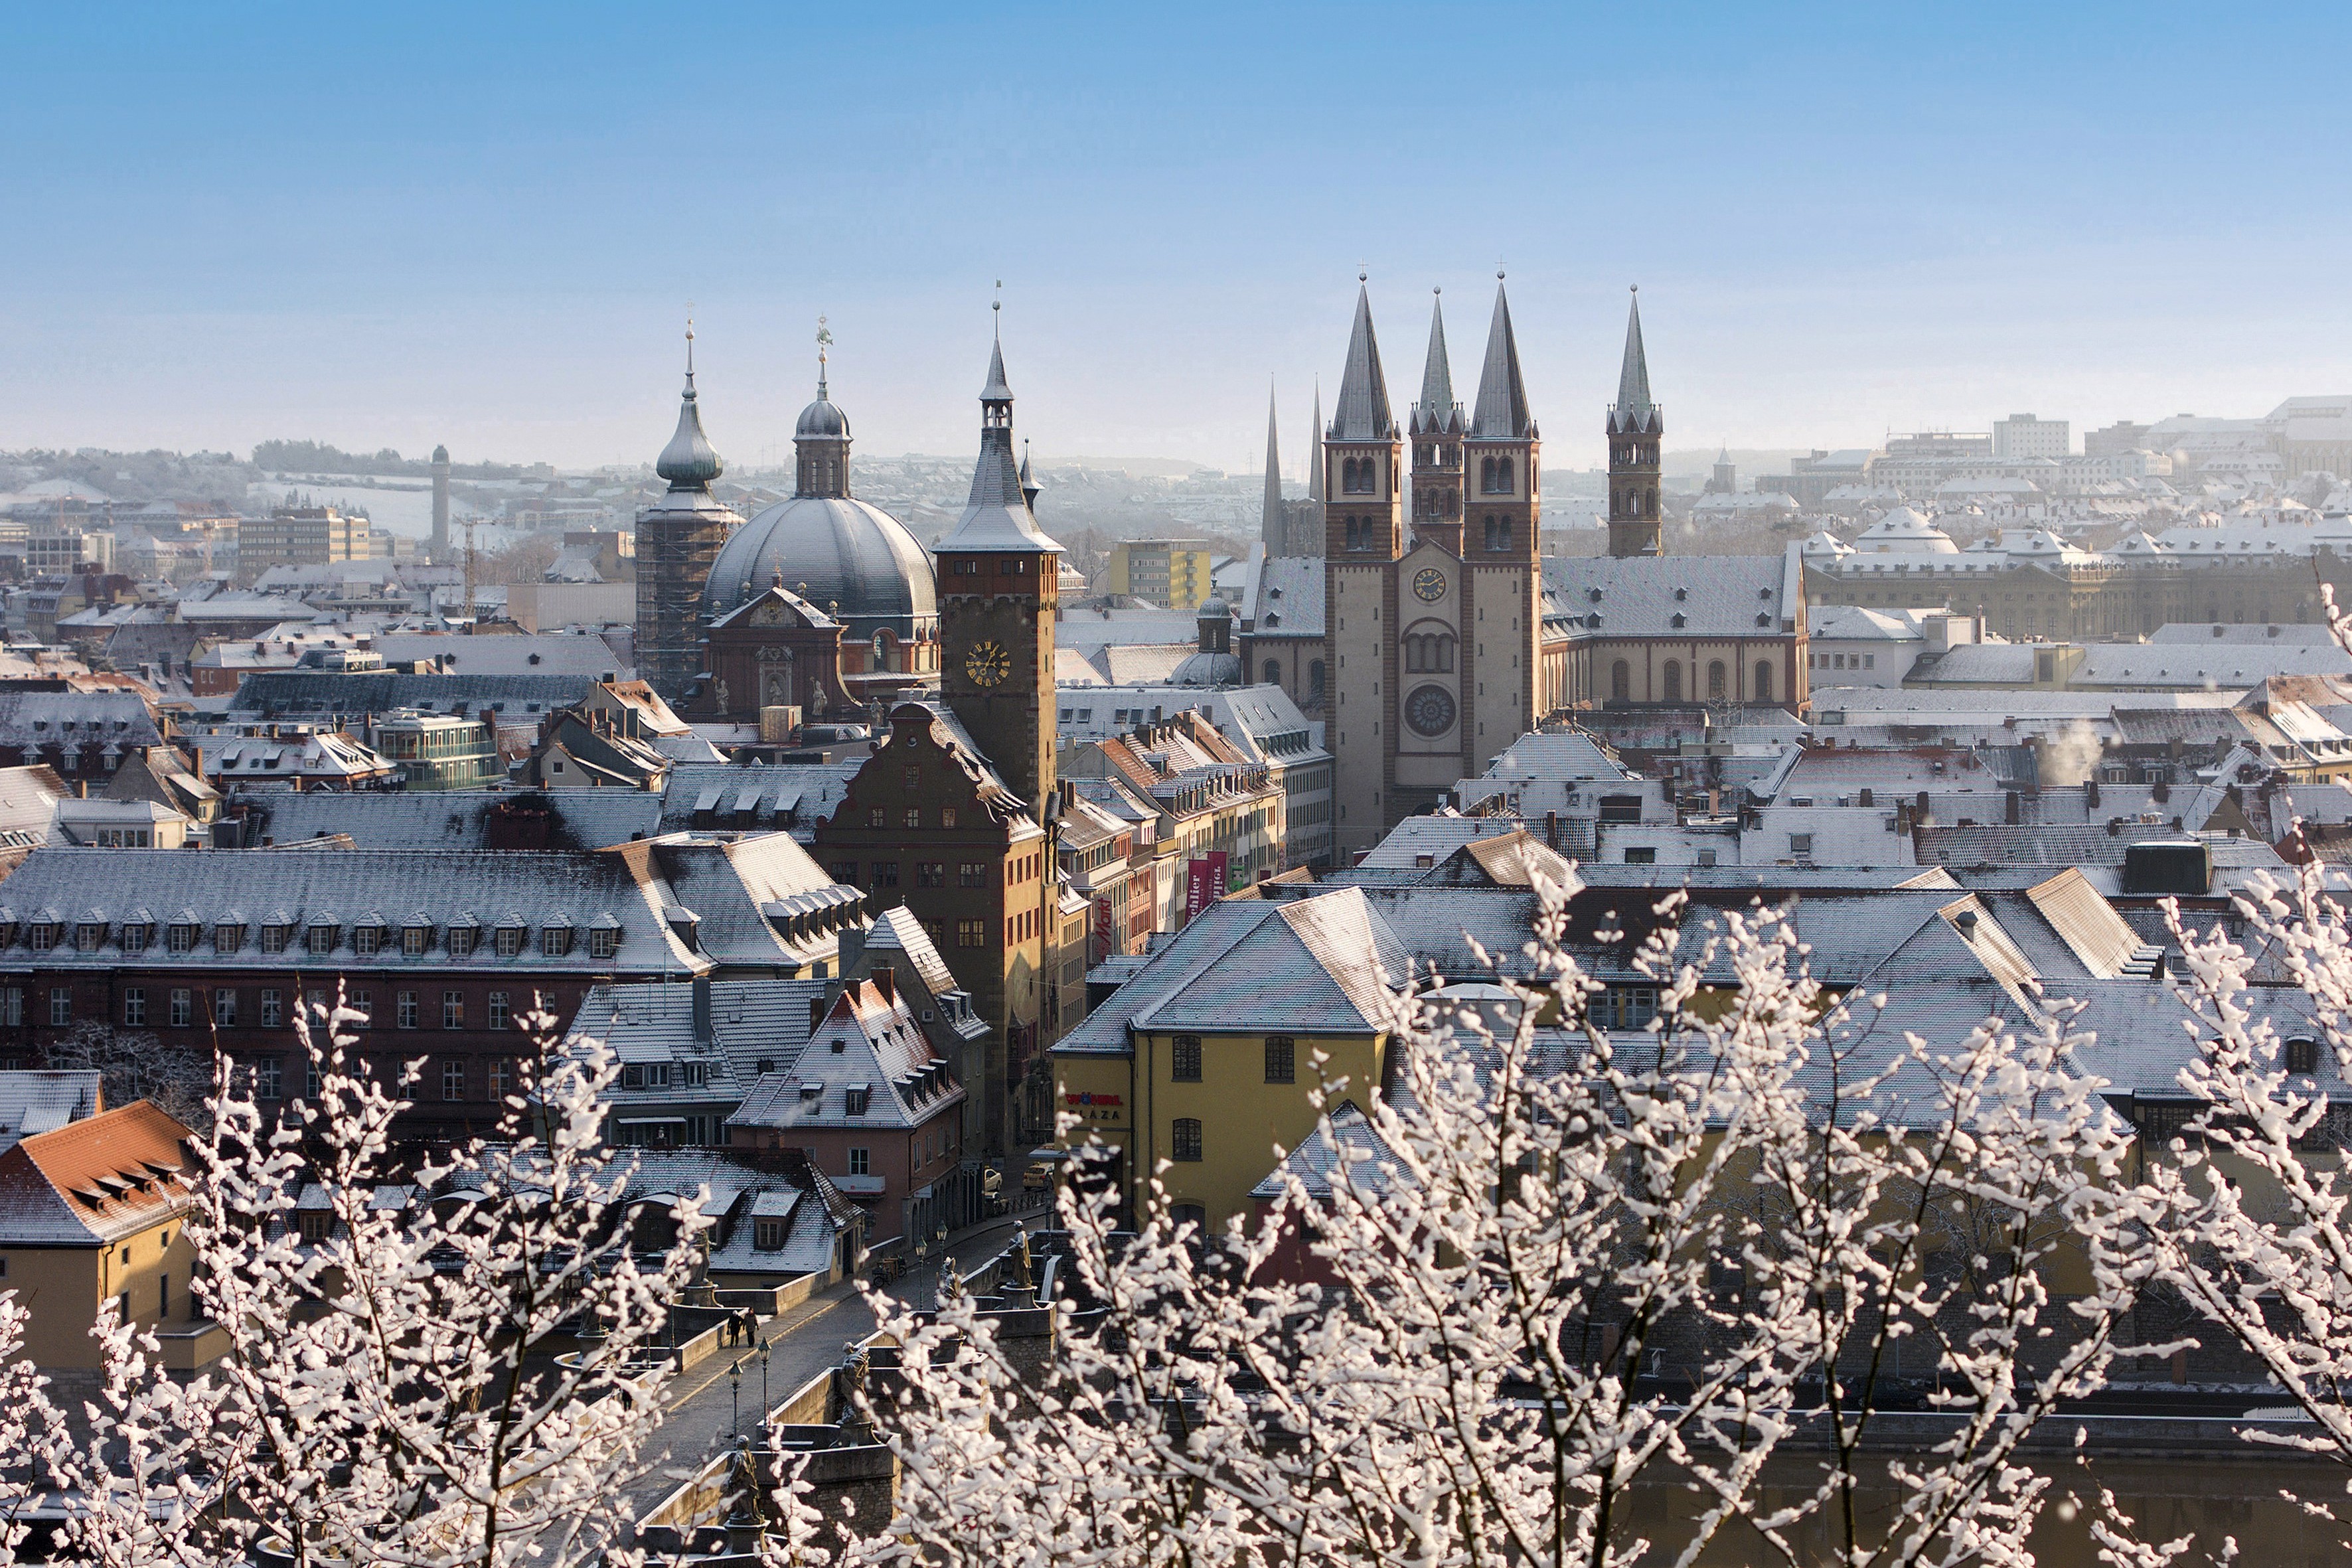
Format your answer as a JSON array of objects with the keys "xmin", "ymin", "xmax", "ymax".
[
  {"xmin": 402, "ymin": 923, "xmax": 431, "ymax": 957},
  {"xmin": 75, "ymin": 921, "xmax": 106, "ymax": 953},
  {"xmin": 495, "ymin": 924, "xmax": 526, "ymax": 959},
  {"xmin": 260, "ymin": 923, "xmax": 290, "ymax": 954},
  {"xmin": 447, "ymin": 923, "xmax": 479, "ymax": 957},
  {"xmin": 306, "ymin": 922, "xmax": 339, "ymax": 955},
  {"xmin": 540, "ymin": 923, "xmax": 574, "ymax": 958},
  {"xmin": 212, "ymin": 923, "xmax": 245, "ymax": 954},
  {"xmin": 844, "ymin": 1085, "xmax": 871, "ymax": 1117},
  {"xmin": 588, "ymin": 927, "xmax": 620, "ymax": 961},
  {"xmin": 167, "ymin": 922, "xmax": 198, "ymax": 955}
]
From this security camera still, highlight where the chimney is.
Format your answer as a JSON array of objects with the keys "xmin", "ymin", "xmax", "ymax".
[
  {"xmin": 872, "ymin": 963, "xmax": 896, "ymax": 1004},
  {"xmin": 1954, "ymin": 909, "xmax": 1979, "ymax": 939},
  {"xmin": 1544, "ymin": 809, "xmax": 1559, "ymax": 848},
  {"xmin": 2005, "ymin": 789, "xmax": 2021, "ymax": 825},
  {"xmin": 809, "ymin": 995, "xmax": 828, "ymax": 1036},
  {"xmin": 1060, "ymin": 778, "xmax": 1076, "ymax": 815},
  {"xmin": 692, "ymin": 976, "xmax": 713, "ymax": 1044}
]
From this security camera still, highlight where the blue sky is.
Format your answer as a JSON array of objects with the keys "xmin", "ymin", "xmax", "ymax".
[{"xmin": 4, "ymin": 2, "xmax": 2348, "ymax": 475}]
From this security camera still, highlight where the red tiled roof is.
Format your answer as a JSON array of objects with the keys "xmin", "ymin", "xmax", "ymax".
[{"xmin": 0, "ymin": 1100, "xmax": 194, "ymax": 1245}]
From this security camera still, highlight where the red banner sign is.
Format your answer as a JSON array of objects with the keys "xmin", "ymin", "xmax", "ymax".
[{"xmin": 1184, "ymin": 852, "xmax": 1228, "ymax": 923}]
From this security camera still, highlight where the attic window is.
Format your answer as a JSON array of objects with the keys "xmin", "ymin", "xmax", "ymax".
[
  {"xmin": 2287, "ymin": 1036, "xmax": 2321, "ymax": 1075},
  {"xmin": 830, "ymin": 1038, "xmax": 846, "ymax": 1054},
  {"xmin": 799, "ymin": 1083, "xmax": 821, "ymax": 1102},
  {"xmin": 844, "ymin": 1085, "xmax": 871, "ymax": 1117},
  {"xmin": 753, "ymin": 1218, "xmax": 786, "ymax": 1250}
]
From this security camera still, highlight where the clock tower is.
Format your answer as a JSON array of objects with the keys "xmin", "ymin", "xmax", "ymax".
[{"xmin": 937, "ymin": 311, "xmax": 1063, "ymax": 815}]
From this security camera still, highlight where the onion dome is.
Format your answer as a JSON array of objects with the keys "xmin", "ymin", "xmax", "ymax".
[{"xmin": 656, "ymin": 322, "xmax": 724, "ymax": 491}]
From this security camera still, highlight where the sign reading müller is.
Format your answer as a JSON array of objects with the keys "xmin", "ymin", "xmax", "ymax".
[{"xmin": 1183, "ymin": 851, "xmax": 1228, "ymax": 923}]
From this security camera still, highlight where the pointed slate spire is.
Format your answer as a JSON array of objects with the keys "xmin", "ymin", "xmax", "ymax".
[
  {"xmin": 1019, "ymin": 439, "xmax": 1041, "ymax": 515},
  {"xmin": 656, "ymin": 319, "xmax": 723, "ymax": 491},
  {"xmin": 1416, "ymin": 289, "xmax": 1455, "ymax": 426},
  {"xmin": 1307, "ymin": 380, "xmax": 1324, "ymax": 501},
  {"xmin": 1471, "ymin": 275, "xmax": 1533, "ymax": 439},
  {"xmin": 944, "ymin": 305, "xmax": 1062, "ymax": 554},
  {"xmin": 1331, "ymin": 280, "xmax": 1393, "ymax": 441},
  {"xmin": 1616, "ymin": 285, "xmax": 1653, "ymax": 415},
  {"xmin": 1262, "ymin": 381, "xmax": 1285, "ymax": 549}
]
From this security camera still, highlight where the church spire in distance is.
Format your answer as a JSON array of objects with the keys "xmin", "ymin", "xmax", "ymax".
[
  {"xmin": 1308, "ymin": 380, "xmax": 1324, "ymax": 502},
  {"xmin": 1262, "ymin": 380, "xmax": 1285, "ymax": 553}
]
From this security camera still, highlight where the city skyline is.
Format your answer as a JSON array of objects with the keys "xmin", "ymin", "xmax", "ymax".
[{"xmin": 5, "ymin": 3, "xmax": 2350, "ymax": 471}]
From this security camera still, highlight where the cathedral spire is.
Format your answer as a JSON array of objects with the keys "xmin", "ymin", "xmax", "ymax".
[
  {"xmin": 1616, "ymin": 285, "xmax": 1654, "ymax": 416},
  {"xmin": 1261, "ymin": 381, "xmax": 1285, "ymax": 553},
  {"xmin": 1414, "ymin": 289, "xmax": 1456, "ymax": 430},
  {"xmin": 1332, "ymin": 279, "xmax": 1394, "ymax": 441},
  {"xmin": 1471, "ymin": 274, "xmax": 1533, "ymax": 439},
  {"xmin": 656, "ymin": 317, "xmax": 724, "ymax": 491},
  {"xmin": 1308, "ymin": 380, "xmax": 1324, "ymax": 502}
]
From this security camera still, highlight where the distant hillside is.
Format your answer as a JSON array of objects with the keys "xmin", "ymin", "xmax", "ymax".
[{"xmin": 251, "ymin": 440, "xmax": 525, "ymax": 481}]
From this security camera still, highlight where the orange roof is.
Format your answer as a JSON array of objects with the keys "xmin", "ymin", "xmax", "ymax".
[{"xmin": 0, "ymin": 1101, "xmax": 195, "ymax": 1246}]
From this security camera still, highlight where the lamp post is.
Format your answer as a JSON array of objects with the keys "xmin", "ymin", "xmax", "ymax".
[
  {"xmin": 730, "ymin": 1356, "xmax": 742, "ymax": 1439},
  {"xmin": 759, "ymin": 1338, "xmax": 771, "ymax": 1420}
]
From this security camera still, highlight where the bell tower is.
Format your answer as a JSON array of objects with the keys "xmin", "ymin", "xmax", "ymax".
[
  {"xmin": 936, "ymin": 307, "xmax": 1062, "ymax": 816},
  {"xmin": 1607, "ymin": 286, "xmax": 1664, "ymax": 559},
  {"xmin": 1322, "ymin": 277, "xmax": 1403, "ymax": 854},
  {"xmin": 1409, "ymin": 288, "xmax": 1464, "ymax": 556}
]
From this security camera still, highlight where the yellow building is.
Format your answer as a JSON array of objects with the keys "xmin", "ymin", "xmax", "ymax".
[
  {"xmin": 1106, "ymin": 540, "xmax": 1218, "ymax": 611},
  {"xmin": 1051, "ymin": 888, "xmax": 1402, "ymax": 1229},
  {"xmin": 0, "ymin": 1099, "xmax": 217, "ymax": 1379}
]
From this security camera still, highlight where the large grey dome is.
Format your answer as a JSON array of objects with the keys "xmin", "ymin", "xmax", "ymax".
[{"xmin": 701, "ymin": 495, "xmax": 935, "ymax": 637}]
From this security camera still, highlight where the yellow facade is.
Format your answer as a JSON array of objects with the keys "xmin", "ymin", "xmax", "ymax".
[
  {"xmin": 1106, "ymin": 542, "xmax": 1217, "ymax": 611},
  {"xmin": 1, "ymin": 1209, "xmax": 196, "ymax": 1370},
  {"xmin": 1056, "ymin": 1028, "xmax": 1389, "ymax": 1229}
]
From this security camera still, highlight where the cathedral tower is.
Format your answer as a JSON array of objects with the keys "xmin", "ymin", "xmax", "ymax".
[
  {"xmin": 1409, "ymin": 289, "xmax": 1464, "ymax": 555},
  {"xmin": 937, "ymin": 311, "xmax": 1063, "ymax": 817},
  {"xmin": 1323, "ymin": 279, "xmax": 1402, "ymax": 853},
  {"xmin": 1460, "ymin": 274, "xmax": 1541, "ymax": 768},
  {"xmin": 1607, "ymin": 287, "xmax": 1664, "ymax": 558}
]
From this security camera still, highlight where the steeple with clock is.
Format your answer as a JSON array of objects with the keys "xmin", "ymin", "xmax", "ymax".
[{"xmin": 937, "ymin": 307, "xmax": 1063, "ymax": 815}]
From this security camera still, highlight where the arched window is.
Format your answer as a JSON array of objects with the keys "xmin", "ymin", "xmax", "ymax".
[
  {"xmin": 1308, "ymin": 660, "xmax": 1326, "ymax": 698},
  {"xmin": 1662, "ymin": 661, "xmax": 1682, "ymax": 703},
  {"xmin": 1496, "ymin": 457, "xmax": 1514, "ymax": 493},
  {"xmin": 1707, "ymin": 661, "xmax": 1727, "ymax": 700},
  {"xmin": 1479, "ymin": 457, "xmax": 1496, "ymax": 492},
  {"xmin": 1345, "ymin": 517, "xmax": 1361, "ymax": 551},
  {"xmin": 1438, "ymin": 633, "xmax": 1455, "ymax": 671},
  {"xmin": 1263, "ymin": 659, "xmax": 1282, "ymax": 685},
  {"xmin": 1496, "ymin": 518, "xmax": 1512, "ymax": 550},
  {"xmin": 1482, "ymin": 515, "xmax": 1497, "ymax": 550},
  {"xmin": 1755, "ymin": 661, "xmax": 1774, "ymax": 702},
  {"xmin": 1610, "ymin": 660, "xmax": 1630, "ymax": 703}
]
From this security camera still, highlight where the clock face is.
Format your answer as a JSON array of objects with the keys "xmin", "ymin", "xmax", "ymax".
[
  {"xmin": 1413, "ymin": 567, "xmax": 1448, "ymax": 602},
  {"xmin": 964, "ymin": 640, "xmax": 1012, "ymax": 687}
]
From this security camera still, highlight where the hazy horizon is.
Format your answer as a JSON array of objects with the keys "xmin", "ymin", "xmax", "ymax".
[{"xmin": 6, "ymin": 3, "xmax": 2349, "ymax": 477}]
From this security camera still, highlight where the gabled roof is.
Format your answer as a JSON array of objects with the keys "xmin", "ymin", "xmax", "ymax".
[
  {"xmin": 1249, "ymin": 1100, "xmax": 1408, "ymax": 1202},
  {"xmin": 0, "ymin": 1100, "xmax": 193, "ymax": 1246},
  {"xmin": 1331, "ymin": 283, "xmax": 1395, "ymax": 441},
  {"xmin": 0, "ymin": 1069, "xmax": 101, "ymax": 1154},
  {"xmin": 727, "ymin": 977, "xmax": 961, "ymax": 1133}
]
